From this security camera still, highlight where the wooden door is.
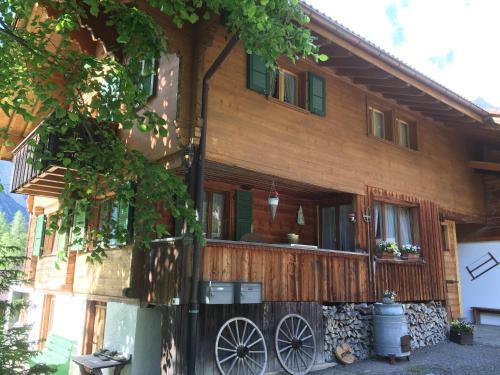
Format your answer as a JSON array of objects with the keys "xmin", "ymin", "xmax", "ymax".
[
  {"xmin": 83, "ymin": 301, "xmax": 107, "ymax": 354},
  {"xmin": 441, "ymin": 220, "xmax": 463, "ymax": 319},
  {"xmin": 38, "ymin": 294, "xmax": 55, "ymax": 350},
  {"xmin": 92, "ymin": 303, "xmax": 106, "ymax": 353}
]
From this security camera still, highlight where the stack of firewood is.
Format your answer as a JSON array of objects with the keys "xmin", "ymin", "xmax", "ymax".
[
  {"xmin": 323, "ymin": 301, "xmax": 448, "ymax": 363},
  {"xmin": 322, "ymin": 303, "xmax": 374, "ymax": 362},
  {"xmin": 404, "ymin": 301, "xmax": 448, "ymax": 349}
]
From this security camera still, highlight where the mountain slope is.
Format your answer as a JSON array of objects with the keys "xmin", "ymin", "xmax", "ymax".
[{"xmin": 0, "ymin": 161, "xmax": 28, "ymax": 222}]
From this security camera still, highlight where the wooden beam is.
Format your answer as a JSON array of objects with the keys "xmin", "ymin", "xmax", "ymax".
[
  {"xmin": 321, "ymin": 59, "xmax": 373, "ymax": 69},
  {"xmin": 408, "ymin": 105, "xmax": 455, "ymax": 113},
  {"xmin": 395, "ymin": 97, "xmax": 443, "ymax": 105},
  {"xmin": 422, "ymin": 114, "xmax": 476, "ymax": 124},
  {"xmin": 469, "ymin": 160, "xmax": 500, "ymax": 173},
  {"xmin": 368, "ymin": 86, "xmax": 424, "ymax": 96},
  {"xmin": 352, "ymin": 77, "xmax": 409, "ymax": 87},
  {"xmin": 334, "ymin": 68, "xmax": 392, "ymax": 80}
]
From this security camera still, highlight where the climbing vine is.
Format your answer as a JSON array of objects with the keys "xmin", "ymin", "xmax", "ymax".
[{"xmin": 0, "ymin": 0, "xmax": 325, "ymax": 261}]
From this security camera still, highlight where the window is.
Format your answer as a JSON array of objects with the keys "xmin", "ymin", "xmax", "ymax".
[
  {"xmin": 398, "ymin": 120, "xmax": 410, "ymax": 148},
  {"xmin": 202, "ymin": 191, "xmax": 227, "ymax": 240},
  {"xmin": 373, "ymin": 202, "xmax": 419, "ymax": 246},
  {"xmin": 98, "ymin": 198, "xmax": 131, "ymax": 246},
  {"xmin": 270, "ymin": 69, "xmax": 298, "ymax": 106},
  {"xmin": 396, "ymin": 118, "xmax": 418, "ymax": 150},
  {"xmin": 44, "ymin": 216, "xmax": 67, "ymax": 256},
  {"xmin": 321, "ymin": 203, "xmax": 355, "ymax": 251},
  {"xmin": 69, "ymin": 201, "xmax": 86, "ymax": 251},
  {"xmin": 138, "ymin": 58, "xmax": 157, "ymax": 99},
  {"xmin": 368, "ymin": 106, "xmax": 393, "ymax": 141},
  {"xmin": 373, "ymin": 109, "xmax": 385, "ymax": 139},
  {"xmin": 247, "ymin": 54, "xmax": 325, "ymax": 116},
  {"xmin": 368, "ymin": 103, "xmax": 418, "ymax": 150}
]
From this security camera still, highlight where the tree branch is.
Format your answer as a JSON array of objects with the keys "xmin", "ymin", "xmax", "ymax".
[{"xmin": 0, "ymin": 18, "xmax": 38, "ymax": 54}]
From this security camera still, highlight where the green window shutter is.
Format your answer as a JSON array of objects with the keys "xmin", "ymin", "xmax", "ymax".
[
  {"xmin": 308, "ymin": 72, "xmax": 326, "ymax": 116},
  {"xmin": 116, "ymin": 199, "xmax": 130, "ymax": 245},
  {"xmin": 235, "ymin": 191, "xmax": 253, "ymax": 241},
  {"xmin": 247, "ymin": 54, "xmax": 269, "ymax": 94},
  {"xmin": 69, "ymin": 201, "xmax": 86, "ymax": 251},
  {"xmin": 32, "ymin": 215, "xmax": 46, "ymax": 256}
]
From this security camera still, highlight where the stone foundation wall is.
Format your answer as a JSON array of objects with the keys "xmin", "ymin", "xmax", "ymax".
[{"xmin": 323, "ymin": 301, "xmax": 448, "ymax": 363}]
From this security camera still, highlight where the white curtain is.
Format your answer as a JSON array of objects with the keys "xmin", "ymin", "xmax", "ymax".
[
  {"xmin": 321, "ymin": 207, "xmax": 336, "ymax": 250},
  {"xmin": 339, "ymin": 204, "xmax": 354, "ymax": 251},
  {"xmin": 400, "ymin": 207, "xmax": 412, "ymax": 245},
  {"xmin": 385, "ymin": 204, "xmax": 398, "ymax": 243},
  {"xmin": 373, "ymin": 203, "xmax": 381, "ymax": 242}
]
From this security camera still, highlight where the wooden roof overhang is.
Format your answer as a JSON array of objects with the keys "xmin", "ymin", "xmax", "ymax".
[{"xmin": 302, "ymin": 3, "xmax": 498, "ymax": 140}]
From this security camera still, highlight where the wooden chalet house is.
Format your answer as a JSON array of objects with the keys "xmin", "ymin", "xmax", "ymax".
[{"xmin": 4, "ymin": 2, "xmax": 500, "ymax": 374}]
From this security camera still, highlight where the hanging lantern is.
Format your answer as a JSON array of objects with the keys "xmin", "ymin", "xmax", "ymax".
[
  {"xmin": 297, "ymin": 205, "xmax": 305, "ymax": 225},
  {"xmin": 268, "ymin": 180, "xmax": 279, "ymax": 222}
]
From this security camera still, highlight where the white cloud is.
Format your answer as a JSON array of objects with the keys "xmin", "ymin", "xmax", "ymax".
[{"xmin": 306, "ymin": 0, "xmax": 500, "ymax": 107}]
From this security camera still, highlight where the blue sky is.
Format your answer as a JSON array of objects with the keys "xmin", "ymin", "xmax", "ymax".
[{"xmin": 306, "ymin": 0, "xmax": 500, "ymax": 109}]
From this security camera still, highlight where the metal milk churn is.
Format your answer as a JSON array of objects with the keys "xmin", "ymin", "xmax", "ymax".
[{"xmin": 373, "ymin": 302, "xmax": 411, "ymax": 362}]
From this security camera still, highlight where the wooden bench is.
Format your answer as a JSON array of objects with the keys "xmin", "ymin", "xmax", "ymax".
[
  {"xmin": 472, "ymin": 307, "xmax": 500, "ymax": 324},
  {"xmin": 29, "ymin": 334, "xmax": 75, "ymax": 375}
]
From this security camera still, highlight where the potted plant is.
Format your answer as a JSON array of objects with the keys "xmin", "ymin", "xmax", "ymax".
[
  {"xmin": 377, "ymin": 241, "xmax": 401, "ymax": 259},
  {"xmin": 400, "ymin": 244, "xmax": 420, "ymax": 260},
  {"xmin": 382, "ymin": 290, "xmax": 397, "ymax": 304},
  {"xmin": 450, "ymin": 320, "xmax": 474, "ymax": 345}
]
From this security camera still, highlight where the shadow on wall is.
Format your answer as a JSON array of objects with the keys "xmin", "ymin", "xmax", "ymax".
[{"xmin": 161, "ymin": 305, "xmax": 188, "ymax": 375}]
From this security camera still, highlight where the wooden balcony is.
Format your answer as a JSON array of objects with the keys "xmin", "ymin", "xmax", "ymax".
[
  {"xmin": 11, "ymin": 128, "xmax": 66, "ymax": 197},
  {"xmin": 145, "ymin": 238, "xmax": 371, "ymax": 305}
]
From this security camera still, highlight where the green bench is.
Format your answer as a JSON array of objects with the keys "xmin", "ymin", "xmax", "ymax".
[{"xmin": 29, "ymin": 334, "xmax": 75, "ymax": 375}]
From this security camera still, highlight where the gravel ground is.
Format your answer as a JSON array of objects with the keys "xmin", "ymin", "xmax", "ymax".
[{"xmin": 315, "ymin": 341, "xmax": 500, "ymax": 375}]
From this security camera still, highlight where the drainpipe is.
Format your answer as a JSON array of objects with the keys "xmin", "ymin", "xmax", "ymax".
[{"xmin": 187, "ymin": 34, "xmax": 239, "ymax": 375}]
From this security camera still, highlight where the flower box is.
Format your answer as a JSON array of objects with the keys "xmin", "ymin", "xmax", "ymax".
[
  {"xmin": 401, "ymin": 253, "xmax": 420, "ymax": 261},
  {"xmin": 450, "ymin": 330, "xmax": 473, "ymax": 345},
  {"xmin": 378, "ymin": 252, "xmax": 397, "ymax": 259}
]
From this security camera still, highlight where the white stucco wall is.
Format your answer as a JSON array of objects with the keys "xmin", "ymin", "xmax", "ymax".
[
  {"xmin": 134, "ymin": 307, "xmax": 162, "ymax": 375},
  {"xmin": 49, "ymin": 295, "xmax": 87, "ymax": 375},
  {"xmin": 103, "ymin": 302, "xmax": 161, "ymax": 375},
  {"xmin": 457, "ymin": 241, "xmax": 500, "ymax": 325}
]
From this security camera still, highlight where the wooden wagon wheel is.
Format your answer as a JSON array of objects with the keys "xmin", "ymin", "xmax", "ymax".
[
  {"xmin": 275, "ymin": 314, "xmax": 316, "ymax": 375},
  {"xmin": 215, "ymin": 317, "xmax": 268, "ymax": 375}
]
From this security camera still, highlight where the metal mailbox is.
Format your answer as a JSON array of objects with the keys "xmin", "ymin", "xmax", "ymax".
[
  {"xmin": 199, "ymin": 281, "xmax": 234, "ymax": 304},
  {"xmin": 234, "ymin": 282, "xmax": 262, "ymax": 304}
]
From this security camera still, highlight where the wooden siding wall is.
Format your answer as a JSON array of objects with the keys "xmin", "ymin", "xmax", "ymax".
[
  {"xmin": 72, "ymin": 248, "xmax": 133, "ymax": 298},
  {"xmin": 34, "ymin": 252, "xmax": 75, "ymax": 293},
  {"xmin": 364, "ymin": 187, "xmax": 447, "ymax": 302},
  {"xmin": 205, "ymin": 179, "xmax": 318, "ymax": 244},
  {"xmin": 203, "ymin": 27, "xmax": 485, "ymax": 219},
  {"xmin": 200, "ymin": 242, "xmax": 370, "ymax": 303},
  {"xmin": 251, "ymin": 189, "xmax": 317, "ymax": 245},
  {"xmin": 146, "ymin": 238, "xmax": 193, "ymax": 305},
  {"xmin": 160, "ymin": 302, "xmax": 324, "ymax": 375}
]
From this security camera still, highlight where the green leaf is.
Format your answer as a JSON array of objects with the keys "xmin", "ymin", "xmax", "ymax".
[
  {"xmin": 62, "ymin": 158, "xmax": 71, "ymax": 167},
  {"xmin": 68, "ymin": 112, "xmax": 79, "ymax": 121},
  {"xmin": 138, "ymin": 123, "xmax": 148, "ymax": 132},
  {"xmin": 318, "ymin": 54, "xmax": 329, "ymax": 62}
]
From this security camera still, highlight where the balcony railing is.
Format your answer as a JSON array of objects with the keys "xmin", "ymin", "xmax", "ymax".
[{"xmin": 11, "ymin": 125, "xmax": 65, "ymax": 197}]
